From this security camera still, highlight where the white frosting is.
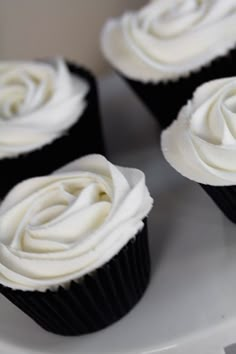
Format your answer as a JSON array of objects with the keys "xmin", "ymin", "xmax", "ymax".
[
  {"xmin": 0, "ymin": 154, "xmax": 153, "ymax": 291},
  {"xmin": 0, "ymin": 58, "xmax": 88, "ymax": 159},
  {"xmin": 161, "ymin": 76, "xmax": 236, "ymax": 186},
  {"xmin": 101, "ymin": 0, "xmax": 236, "ymax": 82}
]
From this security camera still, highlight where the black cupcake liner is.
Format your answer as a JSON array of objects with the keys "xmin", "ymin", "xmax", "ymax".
[
  {"xmin": 0, "ymin": 220, "xmax": 150, "ymax": 336},
  {"xmin": 200, "ymin": 184, "xmax": 236, "ymax": 224},
  {"xmin": 0, "ymin": 61, "xmax": 106, "ymax": 199},
  {"xmin": 123, "ymin": 46, "xmax": 236, "ymax": 129}
]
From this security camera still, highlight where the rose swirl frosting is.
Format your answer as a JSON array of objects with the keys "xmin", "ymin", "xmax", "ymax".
[
  {"xmin": 161, "ymin": 77, "xmax": 236, "ymax": 185},
  {"xmin": 102, "ymin": 0, "xmax": 236, "ymax": 82},
  {"xmin": 0, "ymin": 58, "xmax": 88, "ymax": 158},
  {"xmin": 0, "ymin": 155, "xmax": 153, "ymax": 291}
]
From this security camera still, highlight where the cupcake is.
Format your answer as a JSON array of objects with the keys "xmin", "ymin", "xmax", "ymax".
[
  {"xmin": 0, "ymin": 58, "xmax": 105, "ymax": 199},
  {"xmin": 161, "ymin": 76, "xmax": 236, "ymax": 223},
  {"xmin": 101, "ymin": 0, "xmax": 236, "ymax": 129},
  {"xmin": 0, "ymin": 154, "xmax": 153, "ymax": 335}
]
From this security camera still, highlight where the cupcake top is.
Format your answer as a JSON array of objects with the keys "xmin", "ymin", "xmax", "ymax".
[
  {"xmin": 0, "ymin": 154, "xmax": 153, "ymax": 291},
  {"xmin": 161, "ymin": 76, "xmax": 236, "ymax": 186},
  {"xmin": 0, "ymin": 58, "xmax": 88, "ymax": 159},
  {"xmin": 101, "ymin": 0, "xmax": 236, "ymax": 83}
]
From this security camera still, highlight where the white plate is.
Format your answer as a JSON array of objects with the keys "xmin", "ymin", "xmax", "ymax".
[{"xmin": 0, "ymin": 75, "xmax": 236, "ymax": 354}]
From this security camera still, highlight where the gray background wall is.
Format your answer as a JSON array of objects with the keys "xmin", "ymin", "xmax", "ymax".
[{"xmin": 0, "ymin": 0, "xmax": 144, "ymax": 75}]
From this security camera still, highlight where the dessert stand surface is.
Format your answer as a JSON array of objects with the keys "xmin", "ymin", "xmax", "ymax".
[{"xmin": 0, "ymin": 75, "xmax": 235, "ymax": 354}]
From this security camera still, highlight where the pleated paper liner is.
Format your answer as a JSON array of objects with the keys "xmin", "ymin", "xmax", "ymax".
[
  {"xmin": 0, "ymin": 61, "xmax": 106, "ymax": 199},
  {"xmin": 200, "ymin": 184, "xmax": 236, "ymax": 224},
  {"xmin": 122, "ymin": 46, "xmax": 236, "ymax": 130},
  {"xmin": 0, "ymin": 220, "xmax": 150, "ymax": 336}
]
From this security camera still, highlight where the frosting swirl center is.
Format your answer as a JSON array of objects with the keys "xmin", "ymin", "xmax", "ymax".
[{"xmin": 0, "ymin": 64, "xmax": 54, "ymax": 120}]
